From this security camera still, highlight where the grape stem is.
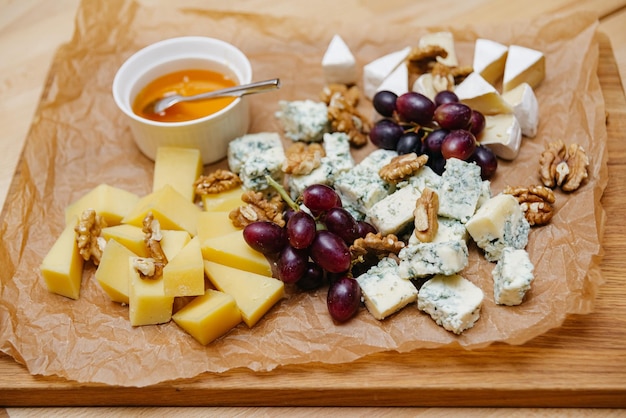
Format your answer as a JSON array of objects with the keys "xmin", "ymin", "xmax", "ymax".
[{"xmin": 265, "ymin": 175, "xmax": 300, "ymax": 212}]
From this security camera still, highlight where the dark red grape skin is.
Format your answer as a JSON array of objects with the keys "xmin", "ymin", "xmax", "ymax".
[
  {"xmin": 310, "ymin": 230, "xmax": 351, "ymax": 273},
  {"xmin": 468, "ymin": 110, "xmax": 486, "ymax": 136},
  {"xmin": 277, "ymin": 245, "xmax": 309, "ymax": 284},
  {"xmin": 369, "ymin": 119, "xmax": 404, "ymax": 150},
  {"xmin": 322, "ymin": 207, "xmax": 360, "ymax": 244},
  {"xmin": 327, "ymin": 276, "xmax": 362, "ymax": 322},
  {"xmin": 302, "ymin": 184, "xmax": 342, "ymax": 215},
  {"xmin": 434, "ymin": 90, "xmax": 459, "ymax": 106},
  {"xmin": 356, "ymin": 221, "xmax": 377, "ymax": 238},
  {"xmin": 469, "ymin": 145, "xmax": 498, "ymax": 180},
  {"xmin": 434, "ymin": 102, "xmax": 472, "ymax": 130},
  {"xmin": 242, "ymin": 221, "xmax": 286, "ymax": 255},
  {"xmin": 296, "ymin": 262, "xmax": 326, "ymax": 291},
  {"xmin": 286, "ymin": 210, "xmax": 317, "ymax": 249},
  {"xmin": 422, "ymin": 129, "xmax": 449, "ymax": 157},
  {"xmin": 396, "ymin": 131, "xmax": 424, "ymax": 155},
  {"xmin": 372, "ymin": 90, "xmax": 398, "ymax": 117},
  {"xmin": 395, "ymin": 92, "xmax": 436, "ymax": 125},
  {"xmin": 441, "ymin": 130, "xmax": 477, "ymax": 161}
]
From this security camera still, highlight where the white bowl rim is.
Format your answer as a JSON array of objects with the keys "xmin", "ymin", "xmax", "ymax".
[{"xmin": 112, "ymin": 36, "xmax": 252, "ymax": 127}]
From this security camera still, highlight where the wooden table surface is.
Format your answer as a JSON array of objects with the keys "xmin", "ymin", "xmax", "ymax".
[{"xmin": 1, "ymin": 0, "xmax": 625, "ymax": 416}]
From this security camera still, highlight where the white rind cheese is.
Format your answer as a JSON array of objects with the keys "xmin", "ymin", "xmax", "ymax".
[
  {"xmin": 454, "ymin": 72, "xmax": 513, "ymax": 115},
  {"xmin": 411, "ymin": 73, "xmax": 438, "ymax": 101},
  {"xmin": 275, "ymin": 100, "xmax": 329, "ymax": 142},
  {"xmin": 465, "ymin": 193, "xmax": 530, "ymax": 262},
  {"xmin": 398, "ymin": 240, "xmax": 469, "ymax": 279},
  {"xmin": 376, "ymin": 61, "xmax": 409, "ymax": 97},
  {"xmin": 472, "ymin": 38, "xmax": 508, "ymax": 86},
  {"xmin": 417, "ymin": 274, "xmax": 484, "ymax": 335},
  {"xmin": 366, "ymin": 185, "xmax": 421, "ymax": 236},
  {"xmin": 363, "ymin": 46, "xmax": 411, "ymax": 100},
  {"xmin": 419, "ymin": 31, "xmax": 458, "ymax": 67},
  {"xmin": 492, "ymin": 247, "xmax": 535, "ymax": 306},
  {"xmin": 437, "ymin": 158, "xmax": 483, "ymax": 223},
  {"xmin": 479, "ymin": 114, "xmax": 523, "ymax": 160},
  {"xmin": 227, "ymin": 132, "xmax": 283, "ymax": 174},
  {"xmin": 322, "ymin": 34, "xmax": 358, "ymax": 85},
  {"xmin": 356, "ymin": 257, "xmax": 418, "ymax": 320},
  {"xmin": 503, "ymin": 45, "xmax": 545, "ymax": 93},
  {"xmin": 502, "ymin": 82, "xmax": 539, "ymax": 138}
]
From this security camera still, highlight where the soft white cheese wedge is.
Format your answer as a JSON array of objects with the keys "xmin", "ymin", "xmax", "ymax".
[
  {"xmin": 465, "ymin": 193, "xmax": 530, "ymax": 262},
  {"xmin": 357, "ymin": 257, "xmax": 418, "ymax": 320},
  {"xmin": 417, "ymin": 274, "xmax": 484, "ymax": 335},
  {"xmin": 322, "ymin": 34, "xmax": 358, "ymax": 85},
  {"xmin": 502, "ymin": 82, "xmax": 539, "ymax": 138},
  {"xmin": 363, "ymin": 46, "xmax": 411, "ymax": 100},
  {"xmin": 479, "ymin": 114, "xmax": 522, "ymax": 160},
  {"xmin": 411, "ymin": 73, "xmax": 437, "ymax": 101},
  {"xmin": 472, "ymin": 38, "xmax": 508, "ymax": 86},
  {"xmin": 502, "ymin": 45, "xmax": 545, "ymax": 93},
  {"xmin": 492, "ymin": 247, "xmax": 535, "ymax": 306},
  {"xmin": 376, "ymin": 61, "xmax": 409, "ymax": 97},
  {"xmin": 419, "ymin": 31, "xmax": 458, "ymax": 67},
  {"xmin": 454, "ymin": 72, "xmax": 512, "ymax": 115}
]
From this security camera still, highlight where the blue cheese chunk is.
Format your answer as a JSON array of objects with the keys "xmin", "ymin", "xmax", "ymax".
[
  {"xmin": 239, "ymin": 147, "xmax": 285, "ymax": 191},
  {"xmin": 366, "ymin": 185, "xmax": 421, "ymax": 236},
  {"xmin": 438, "ymin": 158, "xmax": 483, "ymax": 223},
  {"xmin": 408, "ymin": 217, "xmax": 468, "ymax": 246},
  {"xmin": 356, "ymin": 257, "xmax": 418, "ymax": 320},
  {"xmin": 275, "ymin": 100, "xmax": 329, "ymax": 142},
  {"xmin": 287, "ymin": 132, "xmax": 354, "ymax": 198},
  {"xmin": 334, "ymin": 149, "xmax": 397, "ymax": 216},
  {"xmin": 227, "ymin": 132, "xmax": 283, "ymax": 174},
  {"xmin": 465, "ymin": 193, "xmax": 530, "ymax": 262},
  {"xmin": 398, "ymin": 240, "xmax": 469, "ymax": 279},
  {"xmin": 492, "ymin": 247, "xmax": 534, "ymax": 306},
  {"xmin": 417, "ymin": 274, "xmax": 484, "ymax": 335},
  {"xmin": 405, "ymin": 165, "xmax": 442, "ymax": 192}
]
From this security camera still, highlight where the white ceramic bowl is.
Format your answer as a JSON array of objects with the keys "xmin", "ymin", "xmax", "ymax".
[{"xmin": 112, "ymin": 36, "xmax": 252, "ymax": 164}]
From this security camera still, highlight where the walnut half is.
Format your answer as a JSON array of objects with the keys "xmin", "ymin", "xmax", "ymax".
[
  {"xmin": 229, "ymin": 190, "xmax": 286, "ymax": 228},
  {"xmin": 413, "ymin": 187, "xmax": 439, "ymax": 242},
  {"xmin": 379, "ymin": 152, "xmax": 429, "ymax": 184},
  {"xmin": 350, "ymin": 232, "xmax": 405, "ymax": 262},
  {"xmin": 539, "ymin": 140, "xmax": 589, "ymax": 192},
  {"xmin": 74, "ymin": 208, "xmax": 107, "ymax": 265},
  {"xmin": 194, "ymin": 169, "xmax": 242, "ymax": 195},
  {"xmin": 503, "ymin": 185, "xmax": 556, "ymax": 226}
]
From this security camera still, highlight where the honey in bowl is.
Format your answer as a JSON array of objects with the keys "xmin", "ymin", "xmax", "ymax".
[{"xmin": 132, "ymin": 69, "xmax": 237, "ymax": 123}]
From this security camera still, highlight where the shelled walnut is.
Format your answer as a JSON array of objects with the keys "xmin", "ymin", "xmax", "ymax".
[
  {"xmin": 282, "ymin": 142, "xmax": 325, "ymax": 175},
  {"xmin": 379, "ymin": 153, "xmax": 429, "ymax": 184},
  {"xmin": 350, "ymin": 232, "xmax": 405, "ymax": 262},
  {"xmin": 194, "ymin": 169, "xmax": 242, "ymax": 195},
  {"xmin": 503, "ymin": 185, "xmax": 556, "ymax": 226},
  {"xmin": 539, "ymin": 140, "xmax": 589, "ymax": 192},
  {"xmin": 323, "ymin": 84, "xmax": 371, "ymax": 147},
  {"xmin": 229, "ymin": 190, "xmax": 286, "ymax": 228},
  {"xmin": 413, "ymin": 187, "xmax": 439, "ymax": 242},
  {"xmin": 74, "ymin": 208, "xmax": 107, "ymax": 265},
  {"xmin": 140, "ymin": 211, "xmax": 168, "ymax": 279}
]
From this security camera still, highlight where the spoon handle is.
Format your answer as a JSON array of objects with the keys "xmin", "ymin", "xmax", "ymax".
[{"xmin": 188, "ymin": 78, "xmax": 281, "ymax": 102}]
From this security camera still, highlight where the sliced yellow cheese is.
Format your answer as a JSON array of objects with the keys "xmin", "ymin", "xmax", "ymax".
[
  {"xmin": 95, "ymin": 239, "xmax": 135, "ymax": 304},
  {"xmin": 473, "ymin": 38, "xmax": 508, "ymax": 86},
  {"xmin": 40, "ymin": 223, "xmax": 84, "ymax": 299},
  {"xmin": 128, "ymin": 258, "xmax": 174, "ymax": 326},
  {"xmin": 201, "ymin": 186, "xmax": 244, "ymax": 212},
  {"xmin": 121, "ymin": 184, "xmax": 201, "ymax": 236},
  {"xmin": 454, "ymin": 72, "xmax": 512, "ymax": 115},
  {"xmin": 204, "ymin": 260, "xmax": 284, "ymax": 327},
  {"xmin": 163, "ymin": 236, "xmax": 204, "ymax": 297},
  {"xmin": 152, "ymin": 147, "xmax": 203, "ymax": 202},
  {"xmin": 172, "ymin": 289, "xmax": 242, "ymax": 345},
  {"xmin": 65, "ymin": 183, "xmax": 139, "ymax": 227},
  {"xmin": 160, "ymin": 229, "xmax": 191, "ymax": 261},
  {"xmin": 502, "ymin": 45, "xmax": 545, "ymax": 93},
  {"xmin": 101, "ymin": 224, "xmax": 147, "ymax": 257},
  {"xmin": 200, "ymin": 230, "xmax": 272, "ymax": 277},
  {"xmin": 197, "ymin": 211, "xmax": 240, "ymax": 243}
]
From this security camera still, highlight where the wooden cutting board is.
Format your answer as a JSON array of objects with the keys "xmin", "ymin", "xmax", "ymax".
[{"xmin": 0, "ymin": 32, "xmax": 624, "ymax": 409}]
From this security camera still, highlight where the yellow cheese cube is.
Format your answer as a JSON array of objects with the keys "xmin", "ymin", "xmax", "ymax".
[
  {"xmin": 204, "ymin": 261, "xmax": 284, "ymax": 327},
  {"xmin": 160, "ymin": 229, "xmax": 191, "ymax": 261},
  {"xmin": 163, "ymin": 236, "xmax": 205, "ymax": 297},
  {"xmin": 95, "ymin": 239, "xmax": 136, "ymax": 303},
  {"xmin": 201, "ymin": 186, "xmax": 244, "ymax": 212},
  {"xmin": 65, "ymin": 183, "xmax": 140, "ymax": 227},
  {"xmin": 101, "ymin": 224, "xmax": 148, "ymax": 257},
  {"xmin": 201, "ymin": 230, "xmax": 272, "ymax": 277},
  {"xmin": 128, "ymin": 259, "xmax": 174, "ymax": 326},
  {"xmin": 172, "ymin": 289, "xmax": 242, "ymax": 345},
  {"xmin": 153, "ymin": 147, "xmax": 203, "ymax": 202},
  {"xmin": 40, "ymin": 223, "xmax": 84, "ymax": 299},
  {"xmin": 197, "ymin": 211, "xmax": 240, "ymax": 243},
  {"xmin": 121, "ymin": 185, "xmax": 201, "ymax": 236}
]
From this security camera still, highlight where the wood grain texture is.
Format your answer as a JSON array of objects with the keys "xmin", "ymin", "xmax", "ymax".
[{"xmin": 0, "ymin": 31, "xmax": 624, "ymax": 410}]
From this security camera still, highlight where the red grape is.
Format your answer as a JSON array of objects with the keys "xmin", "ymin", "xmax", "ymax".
[
  {"xmin": 242, "ymin": 221, "xmax": 286, "ymax": 255},
  {"xmin": 372, "ymin": 90, "xmax": 397, "ymax": 117},
  {"xmin": 369, "ymin": 119, "xmax": 404, "ymax": 150},
  {"xmin": 277, "ymin": 245, "xmax": 309, "ymax": 284},
  {"xmin": 422, "ymin": 128, "xmax": 449, "ymax": 157},
  {"xmin": 327, "ymin": 276, "xmax": 361, "ymax": 322},
  {"xmin": 469, "ymin": 145, "xmax": 498, "ymax": 180},
  {"xmin": 441, "ymin": 130, "xmax": 477, "ymax": 161},
  {"xmin": 286, "ymin": 210, "xmax": 317, "ymax": 249},
  {"xmin": 302, "ymin": 184, "xmax": 342, "ymax": 215},
  {"xmin": 396, "ymin": 131, "xmax": 424, "ymax": 155},
  {"xmin": 310, "ymin": 230, "xmax": 351, "ymax": 273},
  {"xmin": 356, "ymin": 221, "xmax": 377, "ymax": 238},
  {"xmin": 395, "ymin": 92, "xmax": 436, "ymax": 125},
  {"xmin": 434, "ymin": 90, "xmax": 459, "ymax": 106},
  {"xmin": 468, "ymin": 110, "xmax": 486, "ymax": 136},
  {"xmin": 434, "ymin": 102, "xmax": 472, "ymax": 130},
  {"xmin": 322, "ymin": 207, "xmax": 359, "ymax": 244},
  {"xmin": 296, "ymin": 262, "xmax": 326, "ymax": 291}
]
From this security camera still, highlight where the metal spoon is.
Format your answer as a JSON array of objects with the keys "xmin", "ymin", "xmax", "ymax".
[{"xmin": 144, "ymin": 78, "xmax": 280, "ymax": 114}]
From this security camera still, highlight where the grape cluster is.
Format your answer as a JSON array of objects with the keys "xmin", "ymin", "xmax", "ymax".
[
  {"xmin": 242, "ymin": 183, "xmax": 374, "ymax": 323},
  {"xmin": 371, "ymin": 90, "xmax": 497, "ymax": 179}
]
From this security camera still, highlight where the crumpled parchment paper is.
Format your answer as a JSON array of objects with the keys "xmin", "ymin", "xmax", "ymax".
[{"xmin": 0, "ymin": 0, "xmax": 608, "ymax": 387}]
